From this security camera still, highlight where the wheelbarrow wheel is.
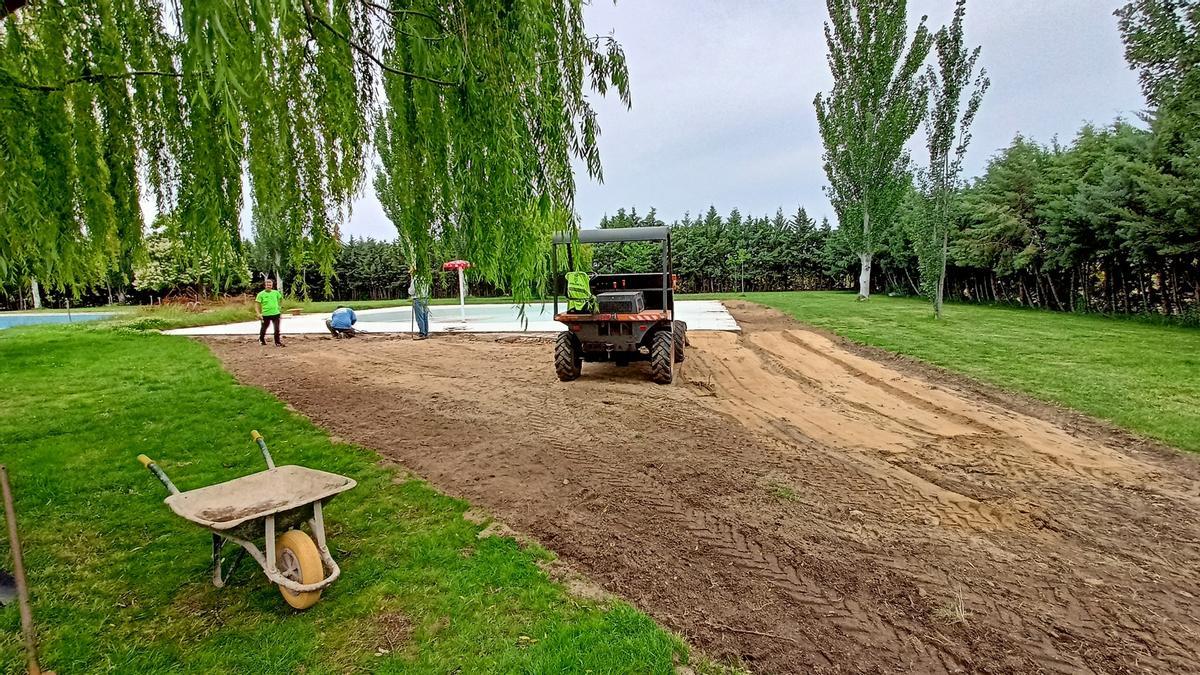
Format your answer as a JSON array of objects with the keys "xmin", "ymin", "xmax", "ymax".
[{"xmin": 275, "ymin": 529, "xmax": 324, "ymax": 609}]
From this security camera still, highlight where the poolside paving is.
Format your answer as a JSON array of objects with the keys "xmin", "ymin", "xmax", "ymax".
[{"xmin": 164, "ymin": 300, "xmax": 740, "ymax": 336}]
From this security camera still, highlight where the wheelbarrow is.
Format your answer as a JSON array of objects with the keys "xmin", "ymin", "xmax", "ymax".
[{"xmin": 138, "ymin": 431, "xmax": 356, "ymax": 609}]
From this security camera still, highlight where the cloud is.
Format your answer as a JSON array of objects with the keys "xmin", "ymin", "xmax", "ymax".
[{"xmin": 343, "ymin": 0, "xmax": 1146, "ymax": 238}]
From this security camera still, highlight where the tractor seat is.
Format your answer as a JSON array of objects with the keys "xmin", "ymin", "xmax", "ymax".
[{"xmin": 565, "ymin": 271, "xmax": 597, "ymax": 313}]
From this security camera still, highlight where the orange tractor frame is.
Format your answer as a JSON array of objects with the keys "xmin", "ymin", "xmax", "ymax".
[{"xmin": 551, "ymin": 227, "xmax": 686, "ymax": 384}]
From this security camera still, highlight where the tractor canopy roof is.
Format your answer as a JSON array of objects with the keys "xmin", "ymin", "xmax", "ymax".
[{"xmin": 553, "ymin": 226, "xmax": 670, "ymax": 245}]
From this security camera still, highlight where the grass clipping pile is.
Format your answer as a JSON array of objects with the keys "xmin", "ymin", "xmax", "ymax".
[{"xmin": 208, "ymin": 302, "xmax": 1200, "ymax": 674}]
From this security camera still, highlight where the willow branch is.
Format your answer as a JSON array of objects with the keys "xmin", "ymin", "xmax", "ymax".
[
  {"xmin": 356, "ymin": 0, "xmax": 449, "ymax": 34},
  {"xmin": 302, "ymin": 0, "xmax": 459, "ymax": 87},
  {"xmin": 537, "ymin": 35, "xmax": 615, "ymax": 67},
  {"xmin": 2, "ymin": 70, "xmax": 181, "ymax": 92}
]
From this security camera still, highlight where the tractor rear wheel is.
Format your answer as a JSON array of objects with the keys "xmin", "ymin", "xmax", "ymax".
[
  {"xmin": 672, "ymin": 320, "xmax": 687, "ymax": 363},
  {"xmin": 649, "ymin": 328, "xmax": 674, "ymax": 384},
  {"xmin": 555, "ymin": 332, "xmax": 582, "ymax": 381}
]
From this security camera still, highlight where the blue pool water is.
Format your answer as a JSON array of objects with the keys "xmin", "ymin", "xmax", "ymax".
[{"xmin": 0, "ymin": 313, "xmax": 113, "ymax": 329}]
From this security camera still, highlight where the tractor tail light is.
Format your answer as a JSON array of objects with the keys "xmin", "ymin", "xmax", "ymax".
[{"xmin": 570, "ymin": 324, "xmax": 582, "ymax": 332}]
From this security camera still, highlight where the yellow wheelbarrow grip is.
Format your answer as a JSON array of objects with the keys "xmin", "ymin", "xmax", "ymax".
[
  {"xmin": 138, "ymin": 454, "xmax": 179, "ymax": 495},
  {"xmin": 250, "ymin": 430, "xmax": 275, "ymax": 469}
]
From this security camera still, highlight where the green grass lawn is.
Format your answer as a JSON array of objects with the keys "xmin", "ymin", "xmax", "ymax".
[
  {"xmin": 0, "ymin": 326, "xmax": 686, "ymax": 673},
  {"xmin": 709, "ymin": 291, "xmax": 1200, "ymax": 452}
]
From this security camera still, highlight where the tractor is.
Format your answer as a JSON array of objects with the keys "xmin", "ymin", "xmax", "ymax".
[{"xmin": 551, "ymin": 226, "xmax": 686, "ymax": 384}]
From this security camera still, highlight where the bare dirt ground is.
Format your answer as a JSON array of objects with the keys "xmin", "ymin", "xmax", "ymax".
[{"xmin": 207, "ymin": 302, "xmax": 1200, "ymax": 674}]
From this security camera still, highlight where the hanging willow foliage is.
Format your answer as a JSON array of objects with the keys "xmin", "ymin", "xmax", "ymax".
[
  {"xmin": 373, "ymin": 0, "xmax": 629, "ymax": 301},
  {"xmin": 0, "ymin": 1, "xmax": 627, "ymax": 297}
]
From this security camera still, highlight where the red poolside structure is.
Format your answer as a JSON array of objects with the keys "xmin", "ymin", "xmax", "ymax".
[{"xmin": 442, "ymin": 260, "xmax": 472, "ymax": 322}]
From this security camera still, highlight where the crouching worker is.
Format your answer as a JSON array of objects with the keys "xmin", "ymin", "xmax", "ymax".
[{"xmin": 326, "ymin": 305, "xmax": 357, "ymax": 338}]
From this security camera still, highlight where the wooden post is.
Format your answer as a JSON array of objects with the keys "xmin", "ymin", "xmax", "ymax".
[{"xmin": 1, "ymin": 465, "xmax": 43, "ymax": 675}]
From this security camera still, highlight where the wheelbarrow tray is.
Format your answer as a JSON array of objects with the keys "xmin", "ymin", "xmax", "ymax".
[{"xmin": 164, "ymin": 465, "xmax": 356, "ymax": 532}]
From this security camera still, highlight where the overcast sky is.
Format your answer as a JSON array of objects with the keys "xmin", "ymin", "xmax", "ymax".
[{"xmin": 343, "ymin": 0, "xmax": 1147, "ymax": 239}]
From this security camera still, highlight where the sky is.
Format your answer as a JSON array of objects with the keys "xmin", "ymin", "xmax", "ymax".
[{"xmin": 342, "ymin": 0, "xmax": 1148, "ymax": 239}]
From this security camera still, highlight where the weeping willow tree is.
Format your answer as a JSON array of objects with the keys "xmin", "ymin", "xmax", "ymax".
[
  {"xmin": 374, "ymin": 1, "xmax": 629, "ymax": 300},
  {"xmin": 1, "ymin": 1, "xmax": 626, "ymax": 301}
]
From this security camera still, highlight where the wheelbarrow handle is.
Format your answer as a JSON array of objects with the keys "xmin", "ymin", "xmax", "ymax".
[
  {"xmin": 250, "ymin": 430, "xmax": 276, "ymax": 469},
  {"xmin": 137, "ymin": 454, "xmax": 180, "ymax": 495}
]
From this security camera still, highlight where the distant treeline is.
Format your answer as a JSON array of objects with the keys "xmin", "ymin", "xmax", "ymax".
[
  {"xmin": 897, "ymin": 121, "xmax": 1198, "ymax": 317},
  {"xmin": 593, "ymin": 207, "xmax": 850, "ymax": 294},
  {"xmin": 594, "ymin": 120, "xmax": 1199, "ymax": 320},
  {"xmin": 5, "ymin": 121, "xmax": 1193, "ymax": 318}
]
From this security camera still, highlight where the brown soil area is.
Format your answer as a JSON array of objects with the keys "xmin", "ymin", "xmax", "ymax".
[{"xmin": 206, "ymin": 302, "xmax": 1200, "ymax": 674}]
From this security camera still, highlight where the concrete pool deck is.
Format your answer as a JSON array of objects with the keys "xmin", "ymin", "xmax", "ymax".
[{"xmin": 164, "ymin": 300, "xmax": 740, "ymax": 336}]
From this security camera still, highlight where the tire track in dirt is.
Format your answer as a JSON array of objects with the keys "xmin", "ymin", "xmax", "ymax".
[
  {"xmin": 539, "ymin": 434, "xmax": 925, "ymax": 671},
  {"xmin": 207, "ymin": 302, "xmax": 1200, "ymax": 674}
]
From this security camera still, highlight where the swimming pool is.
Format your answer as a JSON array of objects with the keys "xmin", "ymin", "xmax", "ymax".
[
  {"xmin": 165, "ymin": 301, "xmax": 740, "ymax": 336},
  {"xmin": 0, "ymin": 313, "xmax": 113, "ymax": 329}
]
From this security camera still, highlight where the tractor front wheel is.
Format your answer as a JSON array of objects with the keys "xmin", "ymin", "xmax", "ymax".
[
  {"xmin": 555, "ymin": 332, "xmax": 582, "ymax": 381},
  {"xmin": 649, "ymin": 329, "xmax": 674, "ymax": 384}
]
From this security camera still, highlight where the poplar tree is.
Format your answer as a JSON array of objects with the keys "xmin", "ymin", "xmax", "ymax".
[
  {"xmin": 815, "ymin": 0, "xmax": 931, "ymax": 299},
  {"xmin": 919, "ymin": 0, "xmax": 989, "ymax": 318}
]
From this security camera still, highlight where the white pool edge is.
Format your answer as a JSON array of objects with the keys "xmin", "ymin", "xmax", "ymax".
[{"xmin": 164, "ymin": 300, "xmax": 740, "ymax": 336}]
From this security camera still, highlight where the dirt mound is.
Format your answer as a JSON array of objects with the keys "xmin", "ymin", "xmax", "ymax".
[{"xmin": 207, "ymin": 304, "xmax": 1200, "ymax": 674}]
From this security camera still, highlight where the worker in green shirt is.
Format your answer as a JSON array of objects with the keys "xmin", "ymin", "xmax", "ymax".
[{"xmin": 255, "ymin": 278, "xmax": 285, "ymax": 347}]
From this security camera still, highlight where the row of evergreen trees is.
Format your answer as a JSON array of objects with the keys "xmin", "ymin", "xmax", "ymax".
[
  {"xmin": 7, "ymin": 116, "xmax": 1193, "ymax": 318},
  {"xmin": 594, "ymin": 207, "xmax": 846, "ymax": 294},
  {"xmin": 591, "ymin": 115, "xmax": 1199, "ymax": 320},
  {"xmin": 889, "ymin": 122, "xmax": 1199, "ymax": 317}
]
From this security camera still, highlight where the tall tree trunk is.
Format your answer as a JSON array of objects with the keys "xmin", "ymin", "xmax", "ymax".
[
  {"xmin": 858, "ymin": 252, "xmax": 873, "ymax": 300},
  {"xmin": 1161, "ymin": 265, "xmax": 1173, "ymax": 316},
  {"xmin": 858, "ymin": 207, "xmax": 871, "ymax": 300},
  {"xmin": 1120, "ymin": 268, "xmax": 1130, "ymax": 314},
  {"xmin": 1137, "ymin": 267, "xmax": 1149, "ymax": 313},
  {"xmin": 30, "ymin": 278, "xmax": 41, "ymax": 309},
  {"xmin": 273, "ymin": 251, "xmax": 283, "ymax": 290},
  {"xmin": 1068, "ymin": 267, "xmax": 1076, "ymax": 312},
  {"xmin": 935, "ymin": 231, "xmax": 949, "ymax": 319},
  {"xmin": 1046, "ymin": 272, "xmax": 1064, "ymax": 311},
  {"xmin": 1169, "ymin": 263, "xmax": 1181, "ymax": 315},
  {"xmin": 1081, "ymin": 263, "xmax": 1091, "ymax": 312},
  {"xmin": 1105, "ymin": 261, "xmax": 1114, "ymax": 311}
]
